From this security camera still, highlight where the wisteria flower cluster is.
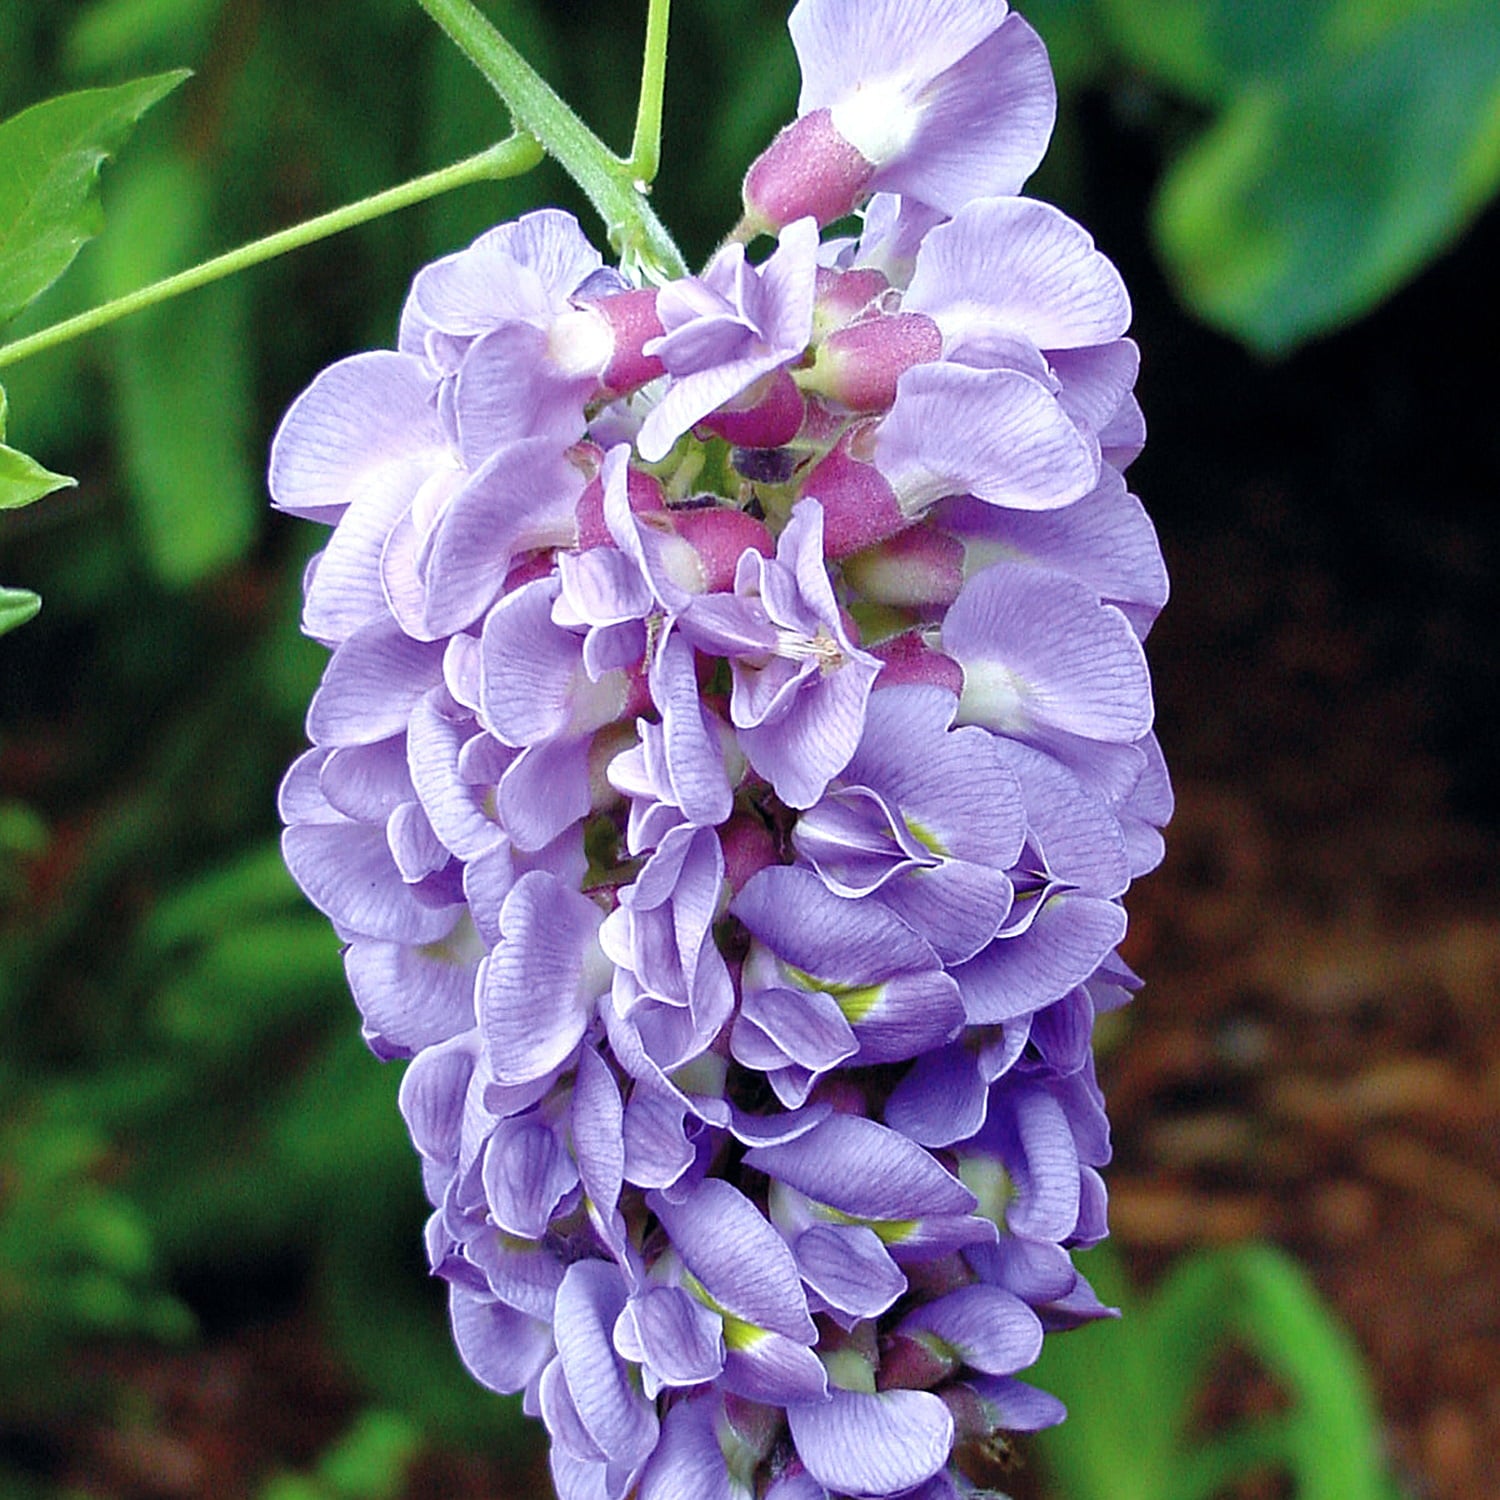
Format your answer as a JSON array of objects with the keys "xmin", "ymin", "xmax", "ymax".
[{"xmin": 273, "ymin": 1, "xmax": 1169, "ymax": 1494}]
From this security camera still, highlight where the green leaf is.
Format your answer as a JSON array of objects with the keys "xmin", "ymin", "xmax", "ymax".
[
  {"xmin": 0, "ymin": 586, "xmax": 41, "ymax": 635},
  {"xmin": 95, "ymin": 150, "xmax": 257, "ymax": 585},
  {"xmin": 0, "ymin": 69, "xmax": 190, "ymax": 328},
  {"xmin": 0, "ymin": 379, "xmax": 75, "ymax": 507},
  {"xmin": 0, "ymin": 441, "xmax": 75, "ymax": 509},
  {"xmin": 1154, "ymin": 0, "xmax": 1500, "ymax": 351}
]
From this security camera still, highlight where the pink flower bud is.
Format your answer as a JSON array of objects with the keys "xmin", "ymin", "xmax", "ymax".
[
  {"xmin": 801, "ymin": 431, "xmax": 908, "ymax": 558},
  {"xmin": 843, "ymin": 522, "xmax": 963, "ymax": 609},
  {"xmin": 673, "ymin": 507, "xmax": 775, "ymax": 592},
  {"xmin": 699, "ymin": 367, "xmax": 806, "ymax": 449},
  {"xmin": 742, "ymin": 108, "xmax": 875, "ymax": 234},
  {"xmin": 808, "ymin": 311, "xmax": 942, "ymax": 413},
  {"xmin": 593, "ymin": 287, "xmax": 666, "ymax": 396},
  {"xmin": 870, "ymin": 631, "xmax": 964, "ymax": 696}
]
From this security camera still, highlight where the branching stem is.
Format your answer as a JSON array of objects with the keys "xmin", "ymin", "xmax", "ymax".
[{"xmin": 0, "ymin": 134, "xmax": 544, "ymax": 371}]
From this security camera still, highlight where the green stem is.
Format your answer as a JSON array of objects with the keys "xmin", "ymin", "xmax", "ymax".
[
  {"xmin": 0, "ymin": 135, "xmax": 543, "ymax": 371},
  {"xmin": 415, "ymin": 0, "xmax": 686, "ymax": 279},
  {"xmin": 628, "ymin": 0, "xmax": 672, "ymax": 185}
]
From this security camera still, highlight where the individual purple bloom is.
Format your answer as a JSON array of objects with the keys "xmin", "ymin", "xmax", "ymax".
[
  {"xmin": 749, "ymin": 1112, "xmax": 995, "ymax": 1261},
  {"xmin": 270, "ymin": 351, "xmax": 450, "ymax": 643},
  {"xmin": 476, "ymin": 869, "xmax": 611, "ymax": 1085},
  {"xmin": 542, "ymin": 1259, "xmax": 660, "ymax": 1492},
  {"xmin": 649, "ymin": 1178, "xmax": 827, "ymax": 1404},
  {"xmin": 600, "ymin": 823, "xmax": 736, "ymax": 1074},
  {"xmin": 941, "ymin": 560, "xmax": 1153, "ymax": 747},
  {"xmin": 745, "ymin": 0, "xmax": 1055, "ymax": 230},
  {"xmin": 732, "ymin": 865, "xmax": 964, "ymax": 1106},
  {"xmin": 786, "ymin": 1386, "xmax": 954, "ymax": 1498},
  {"xmin": 685, "ymin": 499, "xmax": 882, "ymax": 808},
  {"xmin": 793, "ymin": 684, "xmax": 1024, "ymax": 963},
  {"xmin": 637, "ymin": 217, "xmax": 820, "ymax": 463},
  {"xmin": 398, "ymin": 208, "xmax": 606, "ymax": 374},
  {"xmin": 902, "ymin": 196, "xmax": 1131, "ymax": 366}
]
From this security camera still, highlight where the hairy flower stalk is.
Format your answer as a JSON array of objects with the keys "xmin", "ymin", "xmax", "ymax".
[{"xmin": 273, "ymin": 1, "xmax": 1168, "ymax": 1494}]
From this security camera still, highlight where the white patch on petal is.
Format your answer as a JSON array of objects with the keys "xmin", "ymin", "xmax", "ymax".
[{"xmin": 830, "ymin": 78, "xmax": 920, "ymax": 167}]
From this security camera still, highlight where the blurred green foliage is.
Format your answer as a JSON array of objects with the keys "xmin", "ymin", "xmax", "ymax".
[
  {"xmin": 2, "ymin": 0, "xmax": 1493, "ymax": 1493},
  {"xmin": 1031, "ymin": 1244, "xmax": 1408, "ymax": 1500}
]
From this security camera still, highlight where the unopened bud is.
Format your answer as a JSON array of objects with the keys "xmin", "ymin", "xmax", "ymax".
[
  {"xmin": 700, "ymin": 367, "xmax": 806, "ymax": 450},
  {"xmin": 870, "ymin": 631, "xmax": 964, "ymax": 695},
  {"xmin": 843, "ymin": 522, "xmax": 963, "ymax": 609},
  {"xmin": 801, "ymin": 432, "xmax": 907, "ymax": 559},
  {"xmin": 804, "ymin": 312, "xmax": 942, "ymax": 413},
  {"xmin": 742, "ymin": 108, "xmax": 874, "ymax": 235},
  {"xmin": 591, "ymin": 287, "xmax": 666, "ymax": 396},
  {"xmin": 673, "ymin": 506, "xmax": 775, "ymax": 592}
]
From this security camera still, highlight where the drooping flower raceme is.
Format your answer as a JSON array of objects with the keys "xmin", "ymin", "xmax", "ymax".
[{"xmin": 273, "ymin": 2, "xmax": 1168, "ymax": 1495}]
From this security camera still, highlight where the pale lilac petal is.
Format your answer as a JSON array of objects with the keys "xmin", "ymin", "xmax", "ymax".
[
  {"xmin": 281, "ymin": 821, "xmax": 459, "ymax": 943},
  {"xmin": 792, "ymin": 0, "xmax": 1007, "ymax": 114},
  {"xmin": 961, "ymin": 1374, "xmax": 1067, "ymax": 1432},
  {"xmin": 732, "ymin": 982, "xmax": 858, "ymax": 1077},
  {"xmin": 306, "ymin": 619, "xmax": 443, "ymax": 746},
  {"xmin": 448, "ymin": 1283, "xmax": 553, "ymax": 1394},
  {"xmin": 1052, "ymin": 339, "xmax": 1141, "ymax": 433},
  {"xmin": 877, "ymin": 860, "xmax": 1013, "ymax": 966},
  {"xmin": 269, "ymin": 350, "xmax": 445, "ymax": 520},
  {"xmin": 420, "ymin": 440, "xmax": 585, "ymax": 637},
  {"xmin": 793, "ymin": 1224, "xmax": 907, "ymax": 1320},
  {"xmin": 999, "ymin": 1085, "xmax": 1083, "ymax": 1242},
  {"xmin": 406, "ymin": 694, "xmax": 508, "ymax": 858},
  {"xmin": 612, "ymin": 1285, "xmax": 725, "ymax": 1393},
  {"xmin": 497, "ymin": 737, "xmax": 593, "ymax": 852},
  {"xmin": 554, "ymin": 1260, "xmax": 659, "ymax": 1468},
  {"xmin": 722, "ymin": 1333, "xmax": 829, "ymax": 1405},
  {"xmin": 387, "ymin": 799, "xmax": 447, "ymax": 882},
  {"xmin": 652, "ymin": 633, "xmax": 734, "ymax": 826},
  {"xmin": 649, "ymin": 1178, "xmax": 815, "ymax": 1342},
  {"xmin": 745, "ymin": 1113, "xmax": 976, "ymax": 1222},
  {"xmin": 944, "ymin": 562, "xmax": 1153, "ymax": 742},
  {"xmin": 876, "ymin": 363, "xmax": 1099, "ymax": 514},
  {"xmin": 482, "ymin": 1116, "xmax": 579, "ymax": 1239},
  {"xmin": 954, "ymin": 896, "xmax": 1127, "ymax": 1024},
  {"xmin": 637, "ymin": 1397, "xmax": 742, "ymax": 1500},
  {"xmin": 899, "ymin": 1284, "xmax": 1043, "ymax": 1375},
  {"xmin": 572, "ymin": 1045, "xmax": 627, "ymax": 1247},
  {"xmin": 868, "ymin": 17, "xmax": 1057, "ymax": 210},
  {"xmin": 452, "ymin": 324, "xmax": 589, "ymax": 461},
  {"xmin": 623, "ymin": 1084, "xmax": 697, "ymax": 1191},
  {"xmin": 883, "ymin": 1042, "xmax": 988, "ymax": 1147},
  {"xmin": 906, "ymin": 198, "xmax": 1130, "ymax": 352},
  {"xmin": 939, "ymin": 467, "xmax": 1167, "ymax": 628},
  {"xmin": 477, "ymin": 870, "xmax": 607, "ymax": 1082},
  {"xmin": 319, "ymin": 739, "xmax": 414, "ymax": 821},
  {"xmin": 345, "ymin": 927, "xmax": 480, "ymax": 1057},
  {"xmin": 787, "ymin": 1388, "xmax": 953, "ymax": 1498},
  {"xmin": 302, "ymin": 470, "xmax": 437, "ymax": 643}
]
